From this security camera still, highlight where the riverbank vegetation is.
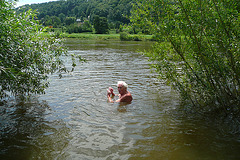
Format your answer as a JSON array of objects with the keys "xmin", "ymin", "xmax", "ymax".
[
  {"xmin": 15, "ymin": 0, "xmax": 154, "ymax": 41},
  {"xmin": 2, "ymin": 0, "xmax": 240, "ymax": 117},
  {"xmin": 16, "ymin": 0, "xmax": 133, "ymax": 35},
  {"xmin": 42, "ymin": 30, "xmax": 153, "ymax": 41},
  {"xmin": 0, "ymin": 0, "xmax": 83, "ymax": 99},
  {"xmin": 131, "ymin": 0, "xmax": 240, "ymax": 115}
]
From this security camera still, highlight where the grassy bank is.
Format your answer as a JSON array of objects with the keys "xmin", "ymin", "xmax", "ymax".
[
  {"xmin": 60, "ymin": 33, "xmax": 120, "ymax": 40},
  {"xmin": 61, "ymin": 32, "xmax": 153, "ymax": 41},
  {"xmin": 42, "ymin": 31, "xmax": 154, "ymax": 41}
]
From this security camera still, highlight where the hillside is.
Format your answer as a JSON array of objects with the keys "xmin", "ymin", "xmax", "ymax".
[{"xmin": 17, "ymin": 0, "xmax": 134, "ymax": 29}]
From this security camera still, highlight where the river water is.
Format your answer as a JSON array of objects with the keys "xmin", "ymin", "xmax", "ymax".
[{"xmin": 1, "ymin": 39, "xmax": 240, "ymax": 160}]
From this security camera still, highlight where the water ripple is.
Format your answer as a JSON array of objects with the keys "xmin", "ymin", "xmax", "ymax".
[{"xmin": 4, "ymin": 40, "xmax": 238, "ymax": 159}]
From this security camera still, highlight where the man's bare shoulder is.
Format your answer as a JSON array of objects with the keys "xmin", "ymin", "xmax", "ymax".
[{"xmin": 120, "ymin": 92, "xmax": 132, "ymax": 103}]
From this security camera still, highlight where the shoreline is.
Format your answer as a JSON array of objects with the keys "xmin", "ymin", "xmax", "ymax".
[{"xmin": 43, "ymin": 32, "xmax": 154, "ymax": 41}]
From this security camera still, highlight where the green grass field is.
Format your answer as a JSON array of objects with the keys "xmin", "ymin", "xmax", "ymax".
[
  {"xmin": 60, "ymin": 33, "xmax": 120, "ymax": 40},
  {"xmin": 42, "ymin": 28, "xmax": 154, "ymax": 41},
  {"xmin": 60, "ymin": 32, "xmax": 153, "ymax": 41},
  {"xmin": 42, "ymin": 30, "xmax": 153, "ymax": 41}
]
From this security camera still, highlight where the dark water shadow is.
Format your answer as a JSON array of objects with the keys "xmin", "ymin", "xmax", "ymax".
[
  {"xmin": 0, "ymin": 97, "xmax": 70, "ymax": 160},
  {"xmin": 117, "ymin": 102, "xmax": 132, "ymax": 112},
  {"xmin": 128, "ymin": 105, "xmax": 240, "ymax": 160}
]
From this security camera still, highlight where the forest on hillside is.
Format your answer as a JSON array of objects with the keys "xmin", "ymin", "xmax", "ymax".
[{"xmin": 17, "ymin": 0, "xmax": 134, "ymax": 34}]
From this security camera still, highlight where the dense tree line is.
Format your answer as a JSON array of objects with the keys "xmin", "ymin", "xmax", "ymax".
[{"xmin": 17, "ymin": 0, "xmax": 134, "ymax": 33}]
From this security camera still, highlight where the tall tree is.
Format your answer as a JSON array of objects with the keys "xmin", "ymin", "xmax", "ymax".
[
  {"xmin": 64, "ymin": 17, "xmax": 76, "ymax": 25},
  {"xmin": 93, "ymin": 15, "xmax": 109, "ymax": 34}
]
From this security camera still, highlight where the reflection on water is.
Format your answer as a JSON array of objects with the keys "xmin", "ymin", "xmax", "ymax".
[
  {"xmin": 1, "ymin": 39, "xmax": 240, "ymax": 159},
  {"xmin": 0, "ymin": 98, "xmax": 70, "ymax": 159}
]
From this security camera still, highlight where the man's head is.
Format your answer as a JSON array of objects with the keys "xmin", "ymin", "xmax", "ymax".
[{"xmin": 117, "ymin": 81, "xmax": 128, "ymax": 94}]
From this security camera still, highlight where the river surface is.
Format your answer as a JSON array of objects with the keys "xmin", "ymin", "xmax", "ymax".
[{"xmin": 1, "ymin": 39, "xmax": 240, "ymax": 160}]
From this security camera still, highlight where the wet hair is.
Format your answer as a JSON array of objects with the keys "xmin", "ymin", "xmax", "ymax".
[{"xmin": 117, "ymin": 81, "xmax": 128, "ymax": 88}]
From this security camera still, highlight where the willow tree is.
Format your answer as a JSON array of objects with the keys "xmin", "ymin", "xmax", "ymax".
[
  {"xmin": 131, "ymin": 0, "xmax": 240, "ymax": 113},
  {"xmin": 0, "ymin": 0, "xmax": 82, "ymax": 99}
]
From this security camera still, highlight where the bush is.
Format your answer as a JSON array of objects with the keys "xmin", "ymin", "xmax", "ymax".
[
  {"xmin": 132, "ymin": 0, "xmax": 240, "ymax": 113},
  {"xmin": 120, "ymin": 32, "xmax": 131, "ymax": 41},
  {"xmin": 132, "ymin": 35, "xmax": 142, "ymax": 41},
  {"xmin": 93, "ymin": 15, "xmax": 109, "ymax": 34},
  {"xmin": 0, "ymin": 1, "xmax": 83, "ymax": 99},
  {"xmin": 66, "ymin": 21, "xmax": 93, "ymax": 34}
]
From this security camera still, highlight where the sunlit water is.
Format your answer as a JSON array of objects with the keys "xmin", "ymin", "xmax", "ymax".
[{"xmin": 1, "ymin": 39, "xmax": 240, "ymax": 160}]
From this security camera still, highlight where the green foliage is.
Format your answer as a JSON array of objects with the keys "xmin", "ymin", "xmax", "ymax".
[
  {"xmin": 120, "ymin": 32, "xmax": 148, "ymax": 41},
  {"xmin": 120, "ymin": 32, "xmax": 131, "ymax": 41},
  {"xmin": 132, "ymin": 0, "xmax": 240, "ymax": 112},
  {"xmin": 66, "ymin": 20, "xmax": 92, "ymax": 34},
  {"xmin": 0, "ymin": 0, "xmax": 83, "ymax": 99},
  {"xmin": 81, "ymin": 20, "xmax": 92, "ymax": 32},
  {"xmin": 16, "ymin": 0, "xmax": 132, "ymax": 29},
  {"xmin": 93, "ymin": 15, "xmax": 109, "ymax": 34},
  {"xmin": 64, "ymin": 17, "xmax": 76, "ymax": 26},
  {"xmin": 42, "ymin": 15, "xmax": 61, "ymax": 27},
  {"xmin": 60, "ymin": 33, "xmax": 120, "ymax": 40}
]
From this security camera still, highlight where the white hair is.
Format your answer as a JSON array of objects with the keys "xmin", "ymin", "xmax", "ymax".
[{"xmin": 117, "ymin": 81, "xmax": 128, "ymax": 88}]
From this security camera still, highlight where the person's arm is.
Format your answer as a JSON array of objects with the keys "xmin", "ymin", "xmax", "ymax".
[
  {"xmin": 118, "ymin": 93, "xmax": 132, "ymax": 103},
  {"xmin": 107, "ymin": 95, "xmax": 115, "ymax": 103},
  {"xmin": 108, "ymin": 95, "xmax": 132, "ymax": 103},
  {"xmin": 107, "ymin": 88, "xmax": 115, "ymax": 103}
]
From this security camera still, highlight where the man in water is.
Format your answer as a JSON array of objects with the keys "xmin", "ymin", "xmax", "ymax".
[{"xmin": 107, "ymin": 81, "xmax": 132, "ymax": 103}]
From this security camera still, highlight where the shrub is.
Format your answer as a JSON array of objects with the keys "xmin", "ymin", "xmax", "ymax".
[
  {"xmin": 120, "ymin": 32, "xmax": 131, "ymax": 41},
  {"xmin": 131, "ymin": 0, "xmax": 240, "ymax": 113},
  {"xmin": 0, "ymin": 1, "xmax": 83, "ymax": 99}
]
